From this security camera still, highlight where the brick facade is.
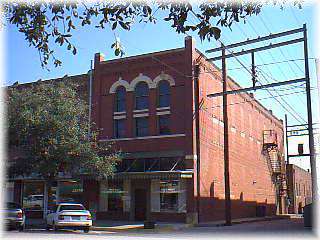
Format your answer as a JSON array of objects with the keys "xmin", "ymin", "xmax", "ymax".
[{"xmin": 91, "ymin": 36, "xmax": 285, "ymax": 222}]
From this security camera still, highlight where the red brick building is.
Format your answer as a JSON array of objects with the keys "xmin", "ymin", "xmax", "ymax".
[
  {"xmin": 286, "ymin": 164, "xmax": 312, "ymax": 214},
  {"xmin": 90, "ymin": 36, "xmax": 286, "ymax": 223},
  {"xmin": 7, "ymin": 36, "xmax": 286, "ymax": 223}
]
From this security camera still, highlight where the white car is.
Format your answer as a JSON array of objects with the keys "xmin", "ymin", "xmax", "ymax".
[{"xmin": 46, "ymin": 203, "xmax": 92, "ymax": 232}]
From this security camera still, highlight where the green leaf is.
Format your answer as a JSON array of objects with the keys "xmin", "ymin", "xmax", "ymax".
[
  {"xmin": 119, "ymin": 21, "xmax": 129, "ymax": 30},
  {"xmin": 112, "ymin": 21, "xmax": 117, "ymax": 30},
  {"xmin": 72, "ymin": 47, "xmax": 77, "ymax": 55}
]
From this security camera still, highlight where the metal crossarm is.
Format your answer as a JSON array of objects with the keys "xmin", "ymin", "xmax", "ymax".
[
  {"xmin": 208, "ymin": 38, "xmax": 304, "ymax": 61},
  {"xmin": 207, "ymin": 78, "xmax": 306, "ymax": 98},
  {"xmin": 206, "ymin": 27, "xmax": 303, "ymax": 53}
]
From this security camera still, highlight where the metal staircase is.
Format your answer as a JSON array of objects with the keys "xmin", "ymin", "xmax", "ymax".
[{"xmin": 262, "ymin": 130, "xmax": 287, "ymax": 214}]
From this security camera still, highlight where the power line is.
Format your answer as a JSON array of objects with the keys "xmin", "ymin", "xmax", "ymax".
[
  {"xmin": 257, "ymin": 14, "xmax": 308, "ymax": 119},
  {"xmin": 290, "ymin": 5, "xmax": 301, "ymax": 26},
  {"xmin": 236, "ymin": 21, "xmax": 306, "ymax": 124},
  {"xmin": 258, "ymin": 14, "xmax": 305, "ymax": 75},
  {"xmin": 205, "ymin": 89, "xmax": 307, "ymax": 109},
  {"xmin": 217, "ymin": 39, "xmax": 306, "ymax": 124},
  {"xmin": 227, "ymin": 58, "xmax": 315, "ymax": 71}
]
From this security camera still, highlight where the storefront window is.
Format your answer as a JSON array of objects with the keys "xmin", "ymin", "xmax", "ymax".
[
  {"xmin": 160, "ymin": 180, "xmax": 179, "ymax": 212},
  {"xmin": 59, "ymin": 181, "xmax": 83, "ymax": 204},
  {"xmin": 107, "ymin": 180, "xmax": 124, "ymax": 211},
  {"xmin": 23, "ymin": 182, "xmax": 44, "ymax": 211}
]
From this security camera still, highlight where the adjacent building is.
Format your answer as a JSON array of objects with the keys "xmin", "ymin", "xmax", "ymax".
[{"xmin": 286, "ymin": 164, "xmax": 312, "ymax": 214}]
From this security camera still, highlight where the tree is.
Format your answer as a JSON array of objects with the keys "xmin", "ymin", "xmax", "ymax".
[
  {"xmin": 3, "ymin": 0, "xmax": 302, "ymax": 68},
  {"xmin": 7, "ymin": 80, "xmax": 120, "ymax": 182}
]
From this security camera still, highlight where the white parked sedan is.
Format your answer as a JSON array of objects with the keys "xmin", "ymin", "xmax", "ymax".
[{"xmin": 46, "ymin": 203, "xmax": 92, "ymax": 232}]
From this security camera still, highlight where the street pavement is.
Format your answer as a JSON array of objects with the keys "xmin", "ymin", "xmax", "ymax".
[{"xmin": 2, "ymin": 218, "xmax": 315, "ymax": 240}]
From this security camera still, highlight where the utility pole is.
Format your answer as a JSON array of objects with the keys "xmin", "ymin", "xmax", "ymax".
[
  {"xmin": 303, "ymin": 24, "xmax": 317, "ymax": 202},
  {"xmin": 285, "ymin": 114, "xmax": 289, "ymax": 164},
  {"xmin": 222, "ymin": 44, "xmax": 232, "ymax": 226},
  {"xmin": 316, "ymin": 58, "xmax": 320, "ymax": 120},
  {"xmin": 193, "ymin": 64, "xmax": 201, "ymax": 224}
]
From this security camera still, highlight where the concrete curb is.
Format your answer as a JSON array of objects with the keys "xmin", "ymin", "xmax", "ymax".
[
  {"xmin": 91, "ymin": 223, "xmax": 193, "ymax": 232},
  {"xmin": 91, "ymin": 226, "xmax": 144, "ymax": 232},
  {"xmin": 196, "ymin": 216, "xmax": 291, "ymax": 227}
]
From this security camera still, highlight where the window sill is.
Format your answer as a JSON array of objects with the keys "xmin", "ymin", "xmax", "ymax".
[
  {"xmin": 156, "ymin": 107, "xmax": 170, "ymax": 111},
  {"xmin": 133, "ymin": 109, "xmax": 149, "ymax": 113},
  {"xmin": 156, "ymin": 111, "xmax": 170, "ymax": 115},
  {"xmin": 113, "ymin": 111, "xmax": 126, "ymax": 115}
]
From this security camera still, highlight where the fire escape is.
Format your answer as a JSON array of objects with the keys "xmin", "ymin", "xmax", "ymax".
[{"xmin": 262, "ymin": 130, "xmax": 287, "ymax": 214}]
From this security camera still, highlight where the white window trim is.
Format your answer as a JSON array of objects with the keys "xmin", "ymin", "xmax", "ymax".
[
  {"xmin": 133, "ymin": 109, "xmax": 149, "ymax": 113},
  {"xmin": 133, "ymin": 113, "xmax": 149, "ymax": 118},
  {"xmin": 156, "ymin": 107, "xmax": 170, "ymax": 111},
  {"xmin": 113, "ymin": 111, "xmax": 126, "ymax": 115},
  {"xmin": 113, "ymin": 115, "xmax": 126, "ymax": 120},
  {"xmin": 156, "ymin": 111, "xmax": 170, "ymax": 116}
]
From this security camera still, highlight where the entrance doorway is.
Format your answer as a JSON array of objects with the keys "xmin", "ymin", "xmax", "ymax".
[{"xmin": 134, "ymin": 189, "xmax": 147, "ymax": 221}]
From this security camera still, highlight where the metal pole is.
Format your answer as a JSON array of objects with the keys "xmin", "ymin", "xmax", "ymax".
[
  {"xmin": 251, "ymin": 52, "xmax": 256, "ymax": 88},
  {"xmin": 303, "ymin": 24, "xmax": 317, "ymax": 202},
  {"xmin": 316, "ymin": 59, "xmax": 320, "ymax": 124},
  {"xmin": 193, "ymin": 65, "xmax": 201, "ymax": 223},
  {"xmin": 285, "ymin": 114, "xmax": 289, "ymax": 164},
  {"xmin": 222, "ymin": 44, "xmax": 232, "ymax": 226},
  {"xmin": 88, "ymin": 60, "xmax": 93, "ymax": 136}
]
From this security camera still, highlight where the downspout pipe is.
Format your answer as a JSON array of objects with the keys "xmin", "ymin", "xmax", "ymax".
[{"xmin": 88, "ymin": 60, "xmax": 93, "ymax": 136}]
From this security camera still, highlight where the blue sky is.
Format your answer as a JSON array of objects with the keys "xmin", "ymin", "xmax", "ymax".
[{"xmin": 5, "ymin": 2, "xmax": 319, "ymax": 170}]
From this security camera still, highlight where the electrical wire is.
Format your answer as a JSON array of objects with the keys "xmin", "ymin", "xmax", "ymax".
[
  {"xmin": 257, "ymin": 14, "xmax": 308, "ymax": 119},
  {"xmin": 217, "ymin": 37, "xmax": 306, "ymax": 124},
  {"xmin": 227, "ymin": 58, "xmax": 315, "ymax": 71},
  {"xmin": 205, "ymin": 89, "xmax": 308, "ymax": 109},
  {"xmin": 234, "ymin": 22, "xmax": 306, "ymax": 124}
]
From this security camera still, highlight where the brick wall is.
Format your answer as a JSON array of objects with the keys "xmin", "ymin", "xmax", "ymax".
[
  {"xmin": 193, "ymin": 49, "xmax": 284, "ymax": 221},
  {"xmin": 286, "ymin": 164, "xmax": 312, "ymax": 213},
  {"xmin": 92, "ymin": 40, "xmax": 198, "ymax": 162}
]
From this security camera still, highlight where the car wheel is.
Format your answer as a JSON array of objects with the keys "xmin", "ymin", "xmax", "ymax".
[
  {"xmin": 83, "ymin": 227, "xmax": 90, "ymax": 233},
  {"xmin": 53, "ymin": 222, "xmax": 59, "ymax": 231},
  {"xmin": 45, "ymin": 224, "xmax": 50, "ymax": 231}
]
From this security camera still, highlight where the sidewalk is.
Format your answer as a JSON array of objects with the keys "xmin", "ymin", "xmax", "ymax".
[
  {"xmin": 195, "ymin": 215, "xmax": 294, "ymax": 227},
  {"xmin": 25, "ymin": 214, "xmax": 301, "ymax": 232},
  {"xmin": 91, "ymin": 215, "xmax": 295, "ymax": 232},
  {"xmin": 91, "ymin": 220, "xmax": 191, "ymax": 232}
]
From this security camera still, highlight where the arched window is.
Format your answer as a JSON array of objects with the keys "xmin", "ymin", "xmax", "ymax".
[
  {"xmin": 135, "ymin": 82, "xmax": 149, "ymax": 110},
  {"xmin": 115, "ymin": 86, "xmax": 126, "ymax": 112},
  {"xmin": 158, "ymin": 81, "xmax": 170, "ymax": 108}
]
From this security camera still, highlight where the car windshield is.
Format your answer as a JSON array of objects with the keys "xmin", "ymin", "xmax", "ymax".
[
  {"xmin": 59, "ymin": 205, "xmax": 85, "ymax": 211},
  {"xmin": 7, "ymin": 202, "xmax": 21, "ymax": 209}
]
